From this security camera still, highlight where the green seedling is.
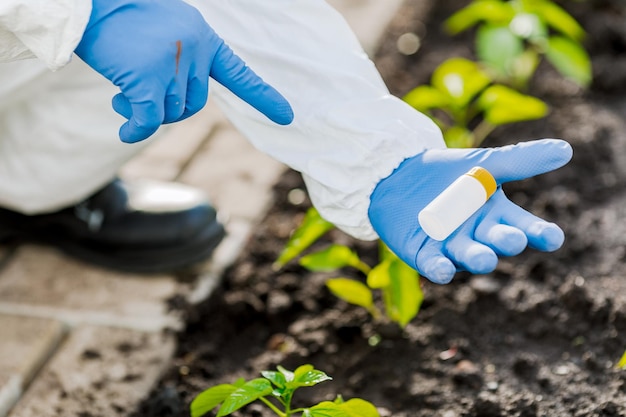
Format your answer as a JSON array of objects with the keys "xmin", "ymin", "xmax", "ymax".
[
  {"xmin": 444, "ymin": 0, "xmax": 591, "ymax": 89},
  {"xmin": 403, "ymin": 57, "xmax": 548, "ymax": 147},
  {"xmin": 275, "ymin": 208, "xmax": 423, "ymax": 329},
  {"xmin": 190, "ymin": 364, "xmax": 380, "ymax": 417},
  {"xmin": 305, "ymin": 241, "xmax": 422, "ymax": 328}
]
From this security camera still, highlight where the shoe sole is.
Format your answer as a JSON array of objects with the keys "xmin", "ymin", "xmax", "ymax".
[{"xmin": 25, "ymin": 220, "xmax": 226, "ymax": 274}]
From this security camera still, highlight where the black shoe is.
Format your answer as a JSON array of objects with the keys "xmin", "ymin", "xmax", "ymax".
[{"xmin": 0, "ymin": 179, "xmax": 226, "ymax": 273}]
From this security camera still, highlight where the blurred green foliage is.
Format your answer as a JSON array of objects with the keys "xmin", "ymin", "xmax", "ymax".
[
  {"xmin": 403, "ymin": 57, "xmax": 548, "ymax": 147},
  {"xmin": 444, "ymin": 0, "xmax": 591, "ymax": 89}
]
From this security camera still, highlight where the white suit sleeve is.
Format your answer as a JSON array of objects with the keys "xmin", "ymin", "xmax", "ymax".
[
  {"xmin": 0, "ymin": 0, "xmax": 91, "ymax": 70},
  {"xmin": 200, "ymin": 0, "xmax": 446, "ymax": 240}
]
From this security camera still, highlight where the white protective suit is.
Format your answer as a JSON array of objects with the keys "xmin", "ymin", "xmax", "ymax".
[{"xmin": 0, "ymin": 0, "xmax": 445, "ymax": 240}]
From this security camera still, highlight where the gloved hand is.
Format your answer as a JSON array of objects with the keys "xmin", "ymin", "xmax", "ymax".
[
  {"xmin": 368, "ymin": 139, "xmax": 573, "ymax": 284},
  {"xmin": 75, "ymin": 0, "xmax": 293, "ymax": 143}
]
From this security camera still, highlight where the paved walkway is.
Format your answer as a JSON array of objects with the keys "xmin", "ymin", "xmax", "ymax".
[{"xmin": 0, "ymin": 1, "xmax": 405, "ymax": 416}]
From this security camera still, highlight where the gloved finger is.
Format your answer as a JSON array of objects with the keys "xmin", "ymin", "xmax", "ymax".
[
  {"xmin": 210, "ymin": 40, "xmax": 294, "ymax": 125},
  {"xmin": 119, "ymin": 98, "xmax": 164, "ymax": 143},
  {"xmin": 479, "ymin": 138, "xmax": 573, "ymax": 183},
  {"xmin": 415, "ymin": 240, "xmax": 457, "ymax": 284},
  {"xmin": 474, "ymin": 222, "xmax": 528, "ymax": 257},
  {"xmin": 444, "ymin": 233, "xmax": 499, "ymax": 275},
  {"xmin": 499, "ymin": 200, "xmax": 565, "ymax": 251},
  {"xmin": 112, "ymin": 93, "xmax": 132, "ymax": 119},
  {"xmin": 112, "ymin": 93, "xmax": 165, "ymax": 142},
  {"xmin": 474, "ymin": 192, "xmax": 528, "ymax": 256}
]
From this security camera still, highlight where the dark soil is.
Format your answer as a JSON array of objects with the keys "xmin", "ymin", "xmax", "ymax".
[{"xmin": 135, "ymin": 1, "xmax": 626, "ymax": 416}]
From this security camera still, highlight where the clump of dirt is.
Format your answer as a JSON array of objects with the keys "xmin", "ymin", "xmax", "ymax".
[{"xmin": 134, "ymin": 1, "xmax": 626, "ymax": 416}]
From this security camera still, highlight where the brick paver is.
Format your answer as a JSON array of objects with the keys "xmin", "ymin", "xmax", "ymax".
[
  {"xmin": 0, "ymin": 246, "xmax": 183, "ymax": 332},
  {"xmin": 8, "ymin": 326, "xmax": 175, "ymax": 417},
  {"xmin": 179, "ymin": 120, "xmax": 286, "ymax": 221},
  {"xmin": 0, "ymin": 315, "xmax": 64, "ymax": 417},
  {"xmin": 1, "ymin": 1, "xmax": 405, "ymax": 416}
]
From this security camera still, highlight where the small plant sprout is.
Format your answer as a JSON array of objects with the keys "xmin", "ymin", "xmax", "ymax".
[
  {"xmin": 324, "ymin": 243, "xmax": 422, "ymax": 328},
  {"xmin": 277, "ymin": 215, "xmax": 423, "ymax": 329},
  {"xmin": 403, "ymin": 57, "xmax": 548, "ymax": 148},
  {"xmin": 190, "ymin": 364, "xmax": 380, "ymax": 417},
  {"xmin": 444, "ymin": 0, "xmax": 592, "ymax": 89}
]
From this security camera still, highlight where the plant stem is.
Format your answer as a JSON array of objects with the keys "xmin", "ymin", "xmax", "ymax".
[
  {"xmin": 368, "ymin": 305, "xmax": 384, "ymax": 322},
  {"xmin": 355, "ymin": 260, "xmax": 372, "ymax": 275},
  {"xmin": 259, "ymin": 397, "xmax": 287, "ymax": 417},
  {"xmin": 472, "ymin": 119, "xmax": 496, "ymax": 147}
]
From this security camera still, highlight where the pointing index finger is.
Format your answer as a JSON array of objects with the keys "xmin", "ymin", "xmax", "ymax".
[
  {"xmin": 482, "ymin": 139, "xmax": 573, "ymax": 184},
  {"xmin": 210, "ymin": 41, "xmax": 294, "ymax": 125}
]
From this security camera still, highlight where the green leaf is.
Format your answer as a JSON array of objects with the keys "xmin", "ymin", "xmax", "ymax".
[
  {"xmin": 190, "ymin": 384, "xmax": 238, "ymax": 417},
  {"xmin": 432, "ymin": 58, "xmax": 492, "ymax": 108},
  {"xmin": 444, "ymin": 1, "xmax": 515, "ymax": 34},
  {"xmin": 299, "ymin": 245, "xmax": 361, "ymax": 272},
  {"xmin": 385, "ymin": 258, "xmax": 423, "ymax": 327},
  {"xmin": 617, "ymin": 350, "xmax": 626, "ymax": 369},
  {"xmin": 261, "ymin": 370, "xmax": 287, "ymax": 389},
  {"xmin": 443, "ymin": 126, "xmax": 475, "ymax": 148},
  {"xmin": 508, "ymin": 12, "xmax": 547, "ymax": 40},
  {"xmin": 333, "ymin": 395, "xmax": 345, "ymax": 404},
  {"xmin": 286, "ymin": 364, "xmax": 333, "ymax": 389},
  {"xmin": 216, "ymin": 379, "xmax": 273, "ymax": 417},
  {"xmin": 544, "ymin": 35, "xmax": 592, "ymax": 87},
  {"xmin": 326, "ymin": 278, "xmax": 374, "ymax": 309},
  {"xmin": 524, "ymin": 0, "xmax": 585, "ymax": 41},
  {"xmin": 307, "ymin": 403, "xmax": 350, "ymax": 417},
  {"xmin": 337, "ymin": 399, "xmax": 381, "ymax": 417},
  {"xmin": 274, "ymin": 207, "xmax": 335, "ymax": 268},
  {"xmin": 366, "ymin": 259, "xmax": 391, "ymax": 289},
  {"xmin": 308, "ymin": 399, "xmax": 380, "ymax": 417},
  {"xmin": 510, "ymin": 49, "xmax": 540, "ymax": 84},
  {"xmin": 478, "ymin": 85, "xmax": 548, "ymax": 125},
  {"xmin": 402, "ymin": 85, "xmax": 450, "ymax": 112},
  {"xmin": 276, "ymin": 365, "xmax": 295, "ymax": 385},
  {"xmin": 476, "ymin": 24, "xmax": 524, "ymax": 79}
]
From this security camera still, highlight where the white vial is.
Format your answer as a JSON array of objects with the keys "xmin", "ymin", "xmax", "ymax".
[{"xmin": 418, "ymin": 166, "xmax": 497, "ymax": 241}]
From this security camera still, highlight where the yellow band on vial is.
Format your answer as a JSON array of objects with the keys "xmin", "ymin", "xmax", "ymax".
[{"xmin": 466, "ymin": 167, "xmax": 497, "ymax": 198}]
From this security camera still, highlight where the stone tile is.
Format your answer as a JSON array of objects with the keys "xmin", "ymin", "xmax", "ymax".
[
  {"xmin": 8, "ymin": 326, "xmax": 175, "ymax": 417},
  {"xmin": 0, "ymin": 376, "xmax": 19, "ymax": 417},
  {"xmin": 121, "ymin": 100, "xmax": 227, "ymax": 182},
  {"xmin": 0, "ymin": 246, "xmax": 185, "ymax": 332},
  {"xmin": 0, "ymin": 315, "xmax": 65, "ymax": 417},
  {"xmin": 179, "ymin": 124, "xmax": 286, "ymax": 222}
]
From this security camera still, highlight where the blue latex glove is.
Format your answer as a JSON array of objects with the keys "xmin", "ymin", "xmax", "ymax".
[
  {"xmin": 368, "ymin": 139, "xmax": 573, "ymax": 284},
  {"xmin": 74, "ymin": 0, "xmax": 293, "ymax": 143}
]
